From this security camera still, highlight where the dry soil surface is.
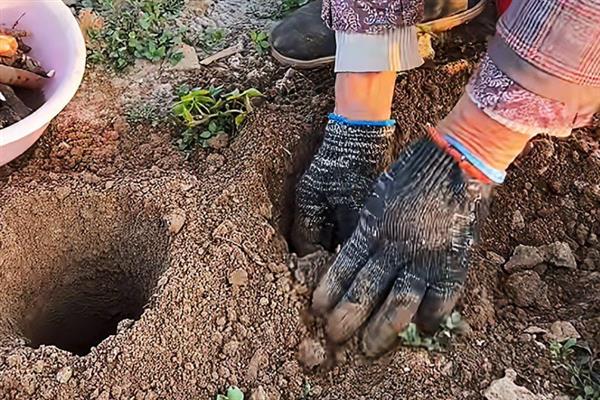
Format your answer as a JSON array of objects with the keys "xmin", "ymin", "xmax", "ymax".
[{"xmin": 0, "ymin": 4, "xmax": 598, "ymax": 400}]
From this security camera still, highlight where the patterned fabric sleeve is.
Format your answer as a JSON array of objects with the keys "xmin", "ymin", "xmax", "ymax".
[
  {"xmin": 322, "ymin": 0, "xmax": 424, "ymax": 34},
  {"xmin": 467, "ymin": 54, "xmax": 592, "ymax": 137}
]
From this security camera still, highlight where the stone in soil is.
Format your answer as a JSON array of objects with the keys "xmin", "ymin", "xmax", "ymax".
[
  {"xmin": 483, "ymin": 369, "xmax": 548, "ymax": 400},
  {"xmin": 504, "ymin": 270, "xmax": 550, "ymax": 308},
  {"xmin": 542, "ymin": 242, "xmax": 577, "ymax": 269},
  {"xmin": 544, "ymin": 321, "xmax": 581, "ymax": 342},
  {"xmin": 505, "ymin": 245, "xmax": 544, "ymax": 273}
]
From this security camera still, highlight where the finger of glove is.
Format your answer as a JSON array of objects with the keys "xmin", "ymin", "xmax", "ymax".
[
  {"xmin": 326, "ymin": 247, "xmax": 399, "ymax": 343},
  {"xmin": 291, "ymin": 172, "xmax": 331, "ymax": 256},
  {"xmin": 415, "ymin": 283, "xmax": 463, "ymax": 334},
  {"xmin": 312, "ymin": 224, "xmax": 372, "ymax": 315},
  {"xmin": 362, "ymin": 271, "xmax": 427, "ymax": 357}
]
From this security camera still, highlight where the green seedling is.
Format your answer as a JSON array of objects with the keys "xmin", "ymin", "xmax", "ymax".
[
  {"xmin": 249, "ymin": 30, "xmax": 270, "ymax": 55},
  {"xmin": 216, "ymin": 386, "xmax": 244, "ymax": 400},
  {"xmin": 84, "ymin": 0, "xmax": 186, "ymax": 70},
  {"xmin": 195, "ymin": 27, "xmax": 226, "ymax": 52},
  {"xmin": 173, "ymin": 85, "xmax": 263, "ymax": 150},
  {"xmin": 550, "ymin": 339, "xmax": 600, "ymax": 400},
  {"xmin": 279, "ymin": 0, "xmax": 310, "ymax": 15},
  {"xmin": 398, "ymin": 311, "xmax": 470, "ymax": 351}
]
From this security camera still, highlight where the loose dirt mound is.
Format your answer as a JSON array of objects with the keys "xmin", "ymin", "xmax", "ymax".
[{"xmin": 0, "ymin": 8, "xmax": 598, "ymax": 400}]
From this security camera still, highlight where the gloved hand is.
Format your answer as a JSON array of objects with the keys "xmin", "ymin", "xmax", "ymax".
[
  {"xmin": 291, "ymin": 115, "xmax": 396, "ymax": 256},
  {"xmin": 312, "ymin": 135, "xmax": 493, "ymax": 356}
]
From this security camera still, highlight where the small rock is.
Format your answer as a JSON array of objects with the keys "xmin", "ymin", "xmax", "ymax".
[
  {"xmin": 165, "ymin": 209, "xmax": 186, "ymax": 235},
  {"xmin": 484, "ymin": 369, "xmax": 548, "ymax": 400},
  {"xmin": 229, "ymin": 268, "xmax": 248, "ymax": 287},
  {"xmin": 105, "ymin": 180, "xmax": 115, "ymax": 190},
  {"xmin": 207, "ymin": 132, "xmax": 229, "ymax": 149},
  {"xmin": 524, "ymin": 326, "xmax": 548, "ymax": 335},
  {"xmin": 518, "ymin": 333, "xmax": 532, "ymax": 343},
  {"xmin": 6, "ymin": 354, "xmax": 23, "ymax": 367},
  {"xmin": 56, "ymin": 186, "xmax": 72, "ymax": 200},
  {"xmin": 486, "ymin": 251, "xmax": 506, "ymax": 265},
  {"xmin": 505, "ymin": 271, "xmax": 550, "ymax": 308},
  {"xmin": 505, "ymin": 245, "xmax": 544, "ymax": 273},
  {"xmin": 511, "ymin": 211, "xmax": 525, "ymax": 230},
  {"xmin": 170, "ymin": 44, "xmax": 199, "ymax": 70},
  {"xmin": 297, "ymin": 338, "xmax": 326, "ymax": 369},
  {"xmin": 544, "ymin": 321, "xmax": 580, "ymax": 342},
  {"xmin": 259, "ymin": 297, "xmax": 269, "ymax": 306},
  {"xmin": 56, "ymin": 366, "xmax": 73, "ymax": 383},
  {"xmin": 250, "ymin": 386, "xmax": 268, "ymax": 400},
  {"xmin": 543, "ymin": 242, "xmax": 576, "ymax": 269}
]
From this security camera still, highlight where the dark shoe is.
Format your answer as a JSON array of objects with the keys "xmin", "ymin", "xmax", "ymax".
[{"xmin": 271, "ymin": 0, "xmax": 487, "ymax": 68}]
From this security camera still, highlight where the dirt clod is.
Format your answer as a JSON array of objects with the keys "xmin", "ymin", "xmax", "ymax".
[
  {"xmin": 544, "ymin": 321, "xmax": 581, "ymax": 342},
  {"xmin": 505, "ymin": 271, "xmax": 550, "ymax": 308},
  {"xmin": 543, "ymin": 242, "xmax": 576, "ymax": 269},
  {"xmin": 56, "ymin": 366, "xmax": 73, "ymax": 384},
  {"xmin": 505, "ymin": 245, "xmax": 544, "ymax": 273},
  {"xmin": 229, "ymin": 268, "xmax": 249, "ymax": 287},
  {"xmin": 297, "ymin": 338, "xmax": 326, "ymax": 369}
]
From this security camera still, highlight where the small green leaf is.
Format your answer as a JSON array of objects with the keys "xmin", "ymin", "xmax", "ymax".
[
  {"xmin": 216, "ymin": 395, "xmax": 228, "ymax": 400},
  {"xmin": 226, "ymin": 386, "xmax": 244, "ymax": 400}
]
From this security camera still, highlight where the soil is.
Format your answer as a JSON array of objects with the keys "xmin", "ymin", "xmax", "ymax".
[{"xmin": 0, "ymin": 2, "xmax": 599, "ymax": 400}]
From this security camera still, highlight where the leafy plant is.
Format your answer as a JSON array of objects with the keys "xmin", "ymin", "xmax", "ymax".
[
  {"xmin": 550, "ymin": 339, "xmax": 600, "ymax": 400},
  {"xmin": 216, "ymin": 386, "xmax": 244, "ymax": 400},
  {"xmin": 200, "ymin": 28, "xmax": 226, "ymax": 51},
  {"xmin": 398, "ymin": 311, "xmax": 470, "ymax": 352},
  {"xmin": 279, "ymin": 0, "xmax": 310, "ymax": 15},
  {"xmin": 172, "ymin": 85, "xmax": 263, "ymax": 150},
  {"xmin": 249, "ymin": 30, "xmax": 270, "ymax": 55},
  {"xmin": 84, "ymin": 0, "xmax": 186, "ymax": 70}
]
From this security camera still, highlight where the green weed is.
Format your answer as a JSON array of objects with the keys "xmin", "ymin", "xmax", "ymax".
[
  {"xmin": 84, "ymin": 0, "xmax": 186, "ymax": 70},
  {"xmin": 216, "ymin": 386, "xmax": 244, "ymax": 400},
  {"xmin": 398, "ymin": 311, "xmax": 470, "ymax": 352},
  {"xmin": 172, "ymin": 85, "xmax": 263, "ymax": 150},
  {"xmin": 200, "ymin": 28, "xmax": 226, "ymax": 51},
  {"xmin": 249, "ymin": 31, "xmax": 270, "ymax": 55},
  {"xmin": 279, "ymin": 0, "xmax": 310, "ymax": 15},
  {"xmin": 550, "ymin": 339, "xmax": 600, "ymax": 400}
]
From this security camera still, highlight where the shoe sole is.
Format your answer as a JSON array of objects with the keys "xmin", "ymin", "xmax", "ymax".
[{"xmin": 271, "ymin": 0, "xmax": 487, "ymax": 69}]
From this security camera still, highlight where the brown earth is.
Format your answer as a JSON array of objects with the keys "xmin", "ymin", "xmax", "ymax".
[{"xmin": 0, "ymin": 7, "xmax": 599, "ymax": 400}]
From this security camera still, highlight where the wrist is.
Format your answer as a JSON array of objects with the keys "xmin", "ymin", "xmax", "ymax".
[{"xmin": 436, "ymin": 94, "xmax": 532, "ymax": 184}]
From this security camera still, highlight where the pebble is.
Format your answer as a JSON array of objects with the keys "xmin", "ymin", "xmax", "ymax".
[
  {"xmin": 511, "ymin": 210, "xmax": 525, "ymax": 230},
  {"xmin": 544, "ymin": 321, "xmax": 580, "ymax": 342},
  {"xmin": 165, "ymin": 209, "xmax": 186, "ymax": 235},
  {"xmin": 484, "ymin": 369, "xmax": 547, "ymax": 400},
  {"xmin": 543, "ymin": 242, "xmax": 576, "ymax": 269},
  {"xmin": 250, "ymin": 386, "xmax": 267, "ymax": 400},
  {"xmin": 229, "ymin": 268, "xmax": 248, "ymax": 287},
  {"xmin": 56, "ymin": 366, "xmax": 73, "ymax": 383},
  {"xmin": 505, "ymin": 270, "xmax": 550, "ymax": 308},
  {"xmin": 486, "ymin": 251, "xmax": 506, "ymax": 265},
  {"xmin": 297, "ymin": 338, "xmax": 326, "ymax": 369},
  {"xmin": 505, "ymin": 245, "xmax": 544, "ymax": 273}
]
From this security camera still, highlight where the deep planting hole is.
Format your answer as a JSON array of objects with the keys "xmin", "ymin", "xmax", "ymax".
[{"xmin": 0, "ymin": 189, "xmax": 170, "ymax": 356}]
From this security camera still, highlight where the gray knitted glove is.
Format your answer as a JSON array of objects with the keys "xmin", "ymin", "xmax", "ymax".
[
  {"xmin": 312, "ymin": 137, "xmax": 492, "ymax": 356},
  {"xmin": 291, "ymin": 115, "xmax": 396, "ymax": 256}
]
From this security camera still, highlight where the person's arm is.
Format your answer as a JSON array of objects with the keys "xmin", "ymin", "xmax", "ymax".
[{"xmin": 314, "ymin": 0, "xmax": 600, "ymax": 356}]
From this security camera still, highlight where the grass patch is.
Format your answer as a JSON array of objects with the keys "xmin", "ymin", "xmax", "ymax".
[
  {"xmin": 82, "ymin": 0, "xmax": 186, "ymax": 70},
  {"xmin": 173, "ymin": 85, "xmax": 263, "ymax": 150},
  {"xmin": 398, "ymin": 312, "xmax": 470, "ymax": 352},
  {"xmin": 550, "ymin": 339, "xmax": 600, "ymax": 400}
]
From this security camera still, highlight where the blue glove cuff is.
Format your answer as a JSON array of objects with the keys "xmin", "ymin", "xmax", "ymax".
[
  {"xmin": 328, "ymin": 113, "xmax": 395, "ymax": 127},
  {"xmin": 444, "ymin": 134, "xmax": 506, "ymax": 184}
]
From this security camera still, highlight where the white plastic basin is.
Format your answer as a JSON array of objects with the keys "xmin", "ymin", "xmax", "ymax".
[{"xmin": 0, "ymin": 0, "xmax": 86, "ymax": 166}]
